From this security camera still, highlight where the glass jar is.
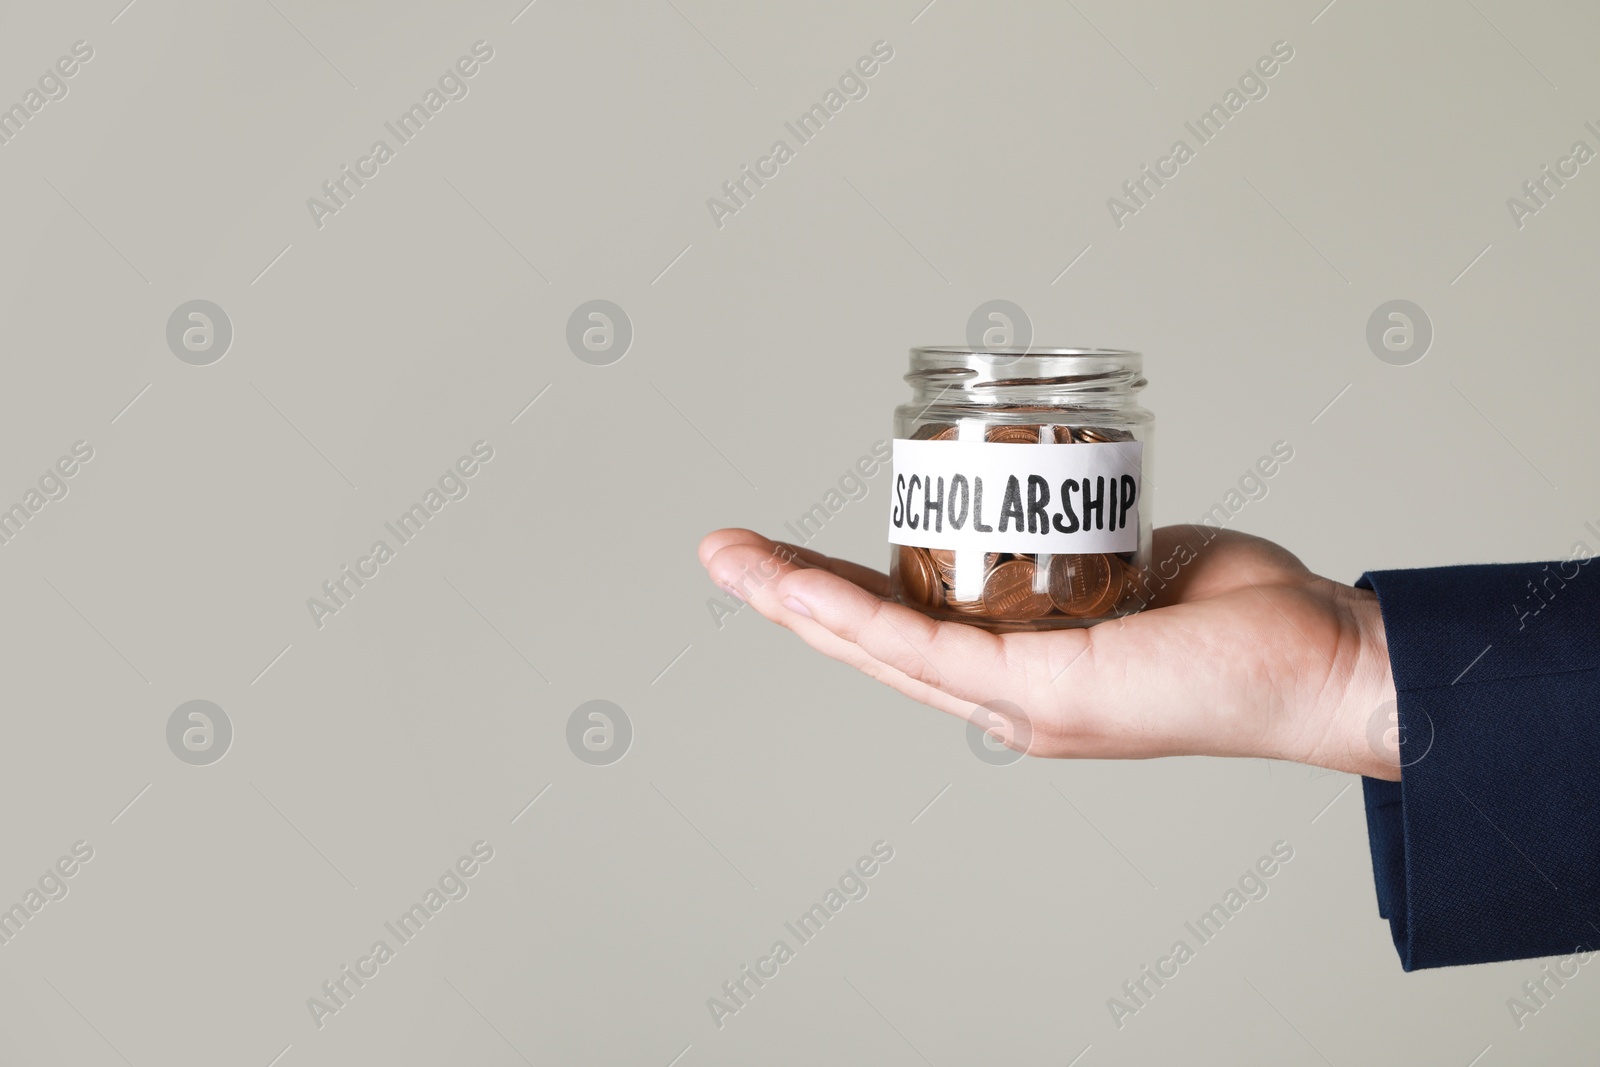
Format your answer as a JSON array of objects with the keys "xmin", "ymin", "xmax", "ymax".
[{"xmin": 888, "ymin": 347, "xmax": 1153, "ymax": 632}]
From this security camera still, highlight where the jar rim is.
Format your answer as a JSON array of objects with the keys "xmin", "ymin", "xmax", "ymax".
[
  {"xmin": 904, "ymin": 346, "xmax": 1146, "ymax": 401},
  {"xmin": 912, "ymin": 346, "xmax": 1140, "ymax": 358},
  {"xmin": 908, "ymin": 347, "xmax": 1144, "ymax": 383}
]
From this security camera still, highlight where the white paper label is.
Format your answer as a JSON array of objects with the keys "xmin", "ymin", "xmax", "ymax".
[{"xmin": 888, "ymin": 437, "xmax": 1142, "ymax": 553}]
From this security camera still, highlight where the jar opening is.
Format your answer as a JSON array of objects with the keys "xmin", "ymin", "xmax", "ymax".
[
  {"xmin": 906, "ymin": 346, "xmax": 1145, "ymax": 400},
  {"xmin": 912, "ymin": 346, "xmax": 1139, "ymax": 359}
]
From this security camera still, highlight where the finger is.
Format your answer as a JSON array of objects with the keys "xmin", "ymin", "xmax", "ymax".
[
  {"xmin": 698, "ymin": 529, "xmax": 823, "ymax": 579},
  {"xmin": 704, "ymin": 542, "xmax": 974, "ymax": 719},
  {"xmin": 775, "ymin": 564, "xmax": 1034, "ymax": 704},
  {"xmin": 699, "ymin": 528, "xmax": 888, "ymax": 595},
  {"xmin": 698, "ymin": 527, "xmax": 770, "ymax": 568},
  {"xmin": 1146, "ymin": 524, "xmax": 1312, "ymax": 605},
  {"xmin": 770, "ymin": 541, "xmax": 890, "ymax": 597}
]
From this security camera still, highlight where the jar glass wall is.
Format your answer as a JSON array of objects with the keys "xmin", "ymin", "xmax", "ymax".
[{"xmin": 888, "ymin": 348, "xmax": 1153, "ymax": 633}]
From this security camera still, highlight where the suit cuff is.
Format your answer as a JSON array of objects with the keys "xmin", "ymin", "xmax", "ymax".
[{"xmin": 1357, "ymin": 563, "xmax": 1600, "ymax": 970}]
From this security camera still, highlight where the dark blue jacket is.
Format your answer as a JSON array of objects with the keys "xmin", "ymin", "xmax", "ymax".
[{"xmin": 1360, "ymin": 558, "xmax": 1600, "ymax": 969}]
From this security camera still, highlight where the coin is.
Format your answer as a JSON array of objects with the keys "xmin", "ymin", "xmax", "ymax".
[
  {"xmin": 1046, "ymin": 554, "xmax": 1114, "ymax": 616},
  {"xmin": 1081, "ymin": 556, "xmax": 1126, "ymax": 617},
  {"xmin": 986, "ymin": 425, "xmax": 1040, "ymax": 444},
  {"xmin": 911, "ymin": 422, "xmax": 958, "ymax": 441},
  {"xmin": 1051, "ymin": 426, "xmax": 1076, "ymax": 444},
  {"xmin": 898, "ymin": 545, "xmax": 944, "ymax": 608},
  {"xmin": 981, "ymin": 559, "xmax": 1055, "ymax": 619},
  {"xmin": 1075, "ymin": 427, "xmax": 1134, "ymax": 443}
]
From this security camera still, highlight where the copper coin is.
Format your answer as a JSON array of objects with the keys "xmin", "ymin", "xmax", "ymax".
[
  {"xmin": 1051, "ymin": 426, "xmax": 1076, "ymax": 444},
  {"xmin": 985, "ymin": 425, "xmax": 1040, "ymax": 444},
  {"xmin": 944, "ymin": 574, "xmax": 990, "ymax": 613},
  {"xmin": 981, "ymin": 560, "xmax": 1054, "ymax": 620},
  {"xmin": 1080, "ymin": 555, "xmax": 1126, "ymax": 617},
  {"xmin": 911, "ymin": 422, "xmax": 958, "ymax": 441},
  {"xmin": 898, "ymin": 545, "xmax": 944, "ymax": 608},
  {"xmin": 1046, "ymin": 554, "xmax": 1114, "ymax": 616}
]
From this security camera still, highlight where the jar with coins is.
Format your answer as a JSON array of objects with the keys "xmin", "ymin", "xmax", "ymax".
[{"xmin": 887, "ymin": 347, "xmax": 1152, "ymax": 632}]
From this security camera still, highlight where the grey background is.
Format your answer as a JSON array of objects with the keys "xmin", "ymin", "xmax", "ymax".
[{"xmin": 0, "ymin": 0, "xmax": 1595, "ymax": 1063}]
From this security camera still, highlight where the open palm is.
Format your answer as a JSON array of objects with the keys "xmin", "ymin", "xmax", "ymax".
[{"xmin": 699, "ymin": 525, "xmax": 1397, "ymax": 779}]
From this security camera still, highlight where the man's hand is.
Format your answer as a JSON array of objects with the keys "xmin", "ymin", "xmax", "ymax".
[{"xmin": 699, "ymin": 525, "xmax": 1399, "ymax": 779}]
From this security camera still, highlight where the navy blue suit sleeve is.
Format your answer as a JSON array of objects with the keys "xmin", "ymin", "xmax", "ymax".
[{"xmin": 1358, "ymin": 558, "xmax": 1600, "ymax": 969}]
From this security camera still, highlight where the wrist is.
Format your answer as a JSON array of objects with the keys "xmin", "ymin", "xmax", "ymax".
[{"xmin": 1333, "ymin": 584, "xmax": 1400, "ymax": 780}]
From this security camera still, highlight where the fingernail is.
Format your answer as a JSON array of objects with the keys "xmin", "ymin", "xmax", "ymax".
[
  {"xmin": 720, "ymin": 582, "xmax": 746, "ymax": 603},
  {"xmin": 783, "ymin": 596, "xmax": 813, "ymax": 618}
]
